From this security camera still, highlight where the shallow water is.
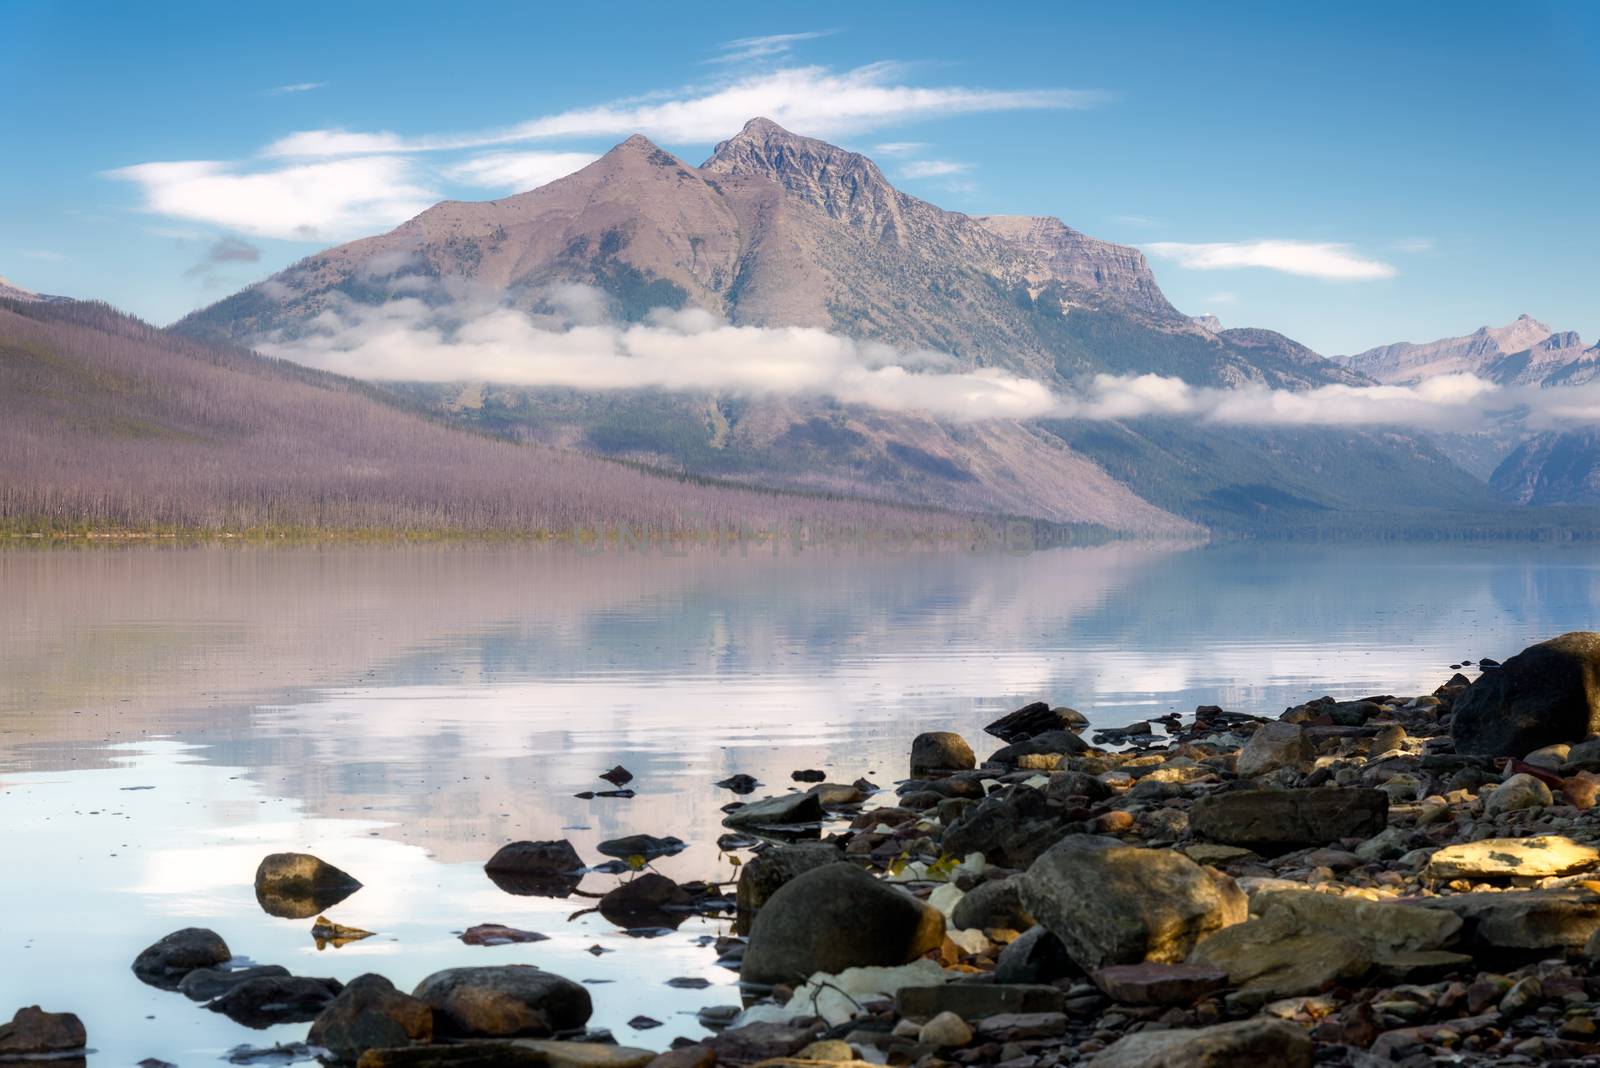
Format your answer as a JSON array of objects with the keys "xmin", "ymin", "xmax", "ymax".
[{"xmin": 2, "ymin": 541, "xmax": 1598, "ymax": 1064}]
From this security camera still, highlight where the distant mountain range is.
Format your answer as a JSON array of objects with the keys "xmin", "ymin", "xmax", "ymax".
[
  {"xmin": 168, "ymin": 117, "xmax": 1543, "ymax": 538},
  {"xmin": 1339, "ymin": 317, "xmax": 1600, "ymax": 504},
  {"xmin": 0, "ymin": 275, "xmax": 69, "ymax": 304}
]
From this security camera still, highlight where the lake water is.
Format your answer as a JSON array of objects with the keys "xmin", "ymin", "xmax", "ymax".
[{"xmin": 3, "ymin": 541, "xmax": 1599, "ymax": 1065}]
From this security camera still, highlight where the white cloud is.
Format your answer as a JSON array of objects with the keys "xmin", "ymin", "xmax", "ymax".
[
  {"xmin": 262, "ymin": 285, "xmax": 1059, "ymax": 422},
  {"xmin": 267, "ymin": 81, "xmax": 328, "ymax": 96},
  {"xmin": 899, "ymin": 160, "xmax": 971, "ymax": 179},
  {"xmin": 262, "ymin": 64, "xmax": 1110, "ymax": 157},
  {"xmin": 871, "ymin": 142, "xmax": 928, "ymax": 156},
  {"xmin": 709, "ymin": 31, "xmax": 835, "ymax": 65},
  {"xmin": 106, "ymin": 157, "xmax": 438, "ymax": 241},
  {"xmin": 443, "ymin": 151, "xmax": 600, "ymax": 192},
  {"xmin": 1144, "ymin": 240, "xmax": 1397, "ymax": 281}
]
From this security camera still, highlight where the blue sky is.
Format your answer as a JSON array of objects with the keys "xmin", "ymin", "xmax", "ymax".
[{"xmin": 2, "ymin": 0, "xmax": 1595, "ymax": 354}]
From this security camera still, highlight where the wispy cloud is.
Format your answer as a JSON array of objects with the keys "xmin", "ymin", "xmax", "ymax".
[
  {"xmin": 21, "ymin": 249, "xmax": 66, "ymax": 261},
  {"xmin": 262, "ymin": 64, "xmax": 1110, "ymax": 157},
  {"xmin": 708, "ymin": 31, "xmax": 835, "ymax": 65},
  {"xmin": 1203, "ymin": 291, "xmax": 1239, "ymax": 305},
  {"xmin": 871, "ymin": 141, "xmax": 928, "ymax": 156},
  {"xmin": 267, "ymin": 81, "xmax": 328, "ymax": 96},
  {"xmin": 184, "ymin": 236, "xmax": 262, "ymax": 282},
  {"xmin": 107, "ymin": 157, "xmax": 437, "ymax": 241},
  {"xmin": 899, "ymin": 159, "xmax": 971, "ymax": 179},
  {"xmin": 1392, "ymin": 237, "xmax": 1434, "ymax": 253},
  {"xmin": 443, "ymin": 151, "xmax": 600, "ymax": 192},
  {"xmin": 1111, "ymin": 214, "xmax": 1158, "ymax": 228},
  {"xmin": 1144, "ymin": 240, "xmax": 1397, "ymax": 281}
]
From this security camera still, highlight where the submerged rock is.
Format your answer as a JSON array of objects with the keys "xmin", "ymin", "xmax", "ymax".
[
  {"xmin": 179, "ymin": 965, "xmax": 291, "ymax": 1001},
  {"xmin": 459, "ymin": 925, "xmax": 548, "ymax": 946},
  {"xmin": 412, "ymin": 965, "xmax": 591, "ymax": 1038},
  {"xmin": 209, "ymin": 975, "xmax": 343, "ymax": 1028},
  {"xmin": 740, "ymin": 862, "xmax": 944, "ymax": 984},
  {"xmin": 1451, "ymin": 631, "xmax": 1600, "ymax": 756},
  {"xmin": 721, "ymin": 792, "xmax": 825, "ymax": 829},
  {"xmin": 1020, "ymin": 835, "xmax": 1247, "ymax": 971},
  {"xmin": 595, "ymin": 835, "xmax": 686, "ymax": 861},
  {"xmin": 131, "ymin": 927, "xmax": 231, "ymax": 989}
]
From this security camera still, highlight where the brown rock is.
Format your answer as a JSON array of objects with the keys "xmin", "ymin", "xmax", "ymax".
[
  {"xmin": 0, "ymin": 1006, "xmax": 86, "ymax": 1056},
  {"xmin": 1091, "ymin": 963, "xmax": 1228, "ymax": 1005}
]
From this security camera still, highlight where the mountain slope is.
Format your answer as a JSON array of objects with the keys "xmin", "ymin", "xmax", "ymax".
[
  {"xmin": 0, "ymin": 299, "xmax": 966, "ymax": 536},
  {"xmin": 173, "ymin": 118, "xmax": 1511, "ymax": 536},
  {"xmin": 1343, "ymin": 314, "xmax": 1579, "ymax": 385},
  {"xmin": 1492, "ymin": 431, "xmax": 1600, "ymax": 506}
]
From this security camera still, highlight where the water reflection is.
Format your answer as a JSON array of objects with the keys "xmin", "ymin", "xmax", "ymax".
[{"xmin": 2, "ymin": 541, "xmax": 1600, "ymax": 1065}]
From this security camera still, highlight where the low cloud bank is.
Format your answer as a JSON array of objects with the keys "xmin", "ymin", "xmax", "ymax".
[{"xmin": 262, "ymin": 286, "xmax": 1596, "ymax": 429}]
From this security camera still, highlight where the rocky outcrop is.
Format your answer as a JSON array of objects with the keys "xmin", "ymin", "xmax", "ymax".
[{"xmin": 1450, "ymin": 632, "xmax": 1600, "ymax": 755}]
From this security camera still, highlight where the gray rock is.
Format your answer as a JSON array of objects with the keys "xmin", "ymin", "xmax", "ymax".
[
  {"xmin": 308, "ymin": 973, "xmax": 434, "ymax": 1063},
  {"xmin": 1416, "ymin": 890, "xmax": 1600, "ymax": 955},
  {"xmin": 721, "ymin": 792, "xmax": 825, "ymax": 829},
  {"xmin": 1451, "ymin": 632, "xmax": 1600, "ymax": 756},
  {"xmin": 1188, "ymin": 787, "xmax": 1387, "ymax": 849},
  {"xmin": 595, "ymin": 835, "xmax": 685, "ymax": 860},
  {"xmin": 942, "ymin": 786, "xmax": 1076, "ymax": 867},
  {"xmin": 131, "ymin": 928, "xmax": 232, "ymax": 989},
  {"xmin": 989, "ymin": 729, "xmax": 1089, "ymax": 765},
  {"xmin": 735, "ymin": 843, "xmax": 842, "ymax": 924},
  {"xmin": 484, "ymin": 840, "xmax": 583, "ymax": 875},
  {"xmin": 1188, "ymin": 909, "xmax": 1370, "ymax": 998},
  {"xmin": 412, "ymin": 965, "xmax": 592, "ymax": 1037},
  {"xmin": 740, "ymin": 862, "xmax": 944, "ymax": 984},
  {"xmin": 994, "ymin": 924, "xmax": 1078, "ymax": 983},
  {"xmin": 178, "ymin": 965, "xmax": 291, "ymax": 1001},
  {"xmin": 1483, "ymin": 773, "xmax": 1552, "ymax": 815},
  {"xmin": 1088, "ymin": 1017, "xmax": 1313, "ymax": 1067},
  {"xmin": 1091, "ymin": 963, "xmax": 1228, "ymax": 1006},
  {"xmin": 950, "ymin": 875, "xmax": 1033, "ymax": 932},
  {"xmin": 910, "ymin": 731, "xmax": 976, "ymax": 774},
  {"xmin": 1234, "ymin": 722, "xmax": 1314, "ymax": 778},
  {"xmin": 209, "ymin": 975, "xmax": 344, "ymax": 1027},
  {"xmin": 1247, "ymin": 889, "xmax": 1461, "ymax": 956},
  {"xmin": 1020, "ymin": 835, "xmax": 1247, "ymax": 971},
  {"xmin": 985, "ymin": 702, "xmax": 1084, "ymax": 742}
]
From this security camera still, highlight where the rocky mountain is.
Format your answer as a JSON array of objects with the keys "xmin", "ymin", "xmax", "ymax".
[
  {"xmin": 176, "ymin": 118, "xmax": 1510, "ymax": 536},
  {"xmin": 1344, "ymin": 314, "xmax": 1598, "ymax": 387},
  {"xmin": 1492, "ymin": 431, "xmax": 1600, "ymax": 506}
]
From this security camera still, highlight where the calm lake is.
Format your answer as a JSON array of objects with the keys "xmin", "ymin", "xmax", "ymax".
[{"xmin": 3, "ymin": 541, "xmax": 1598, "ymax": 1065}]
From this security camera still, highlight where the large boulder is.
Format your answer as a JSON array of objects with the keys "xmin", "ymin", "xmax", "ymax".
[
  {"xmin": 1188, "ymin": 788, "xmax": 1386, "ymax": 850},
  {"xmin": 910, "ymin": 732, "xmax": 976, "ymax": 775},
  {"xmin": 1088, "ymin": 1017, "xmax": 1312, "ymax": 1068},
  {"xmin": 740, "ymin": 862, "xmax": 944, "ymax": 984},
  {"xmin": 1451, "ymin": 632, "xmax": 1600, "ymax": 756},
  {"xmin": 0, "ymin": 1007, "xmax": 86, "ymax": 1057},
  {"xmin": 131, "ymin": 927, "xmax": 231, "ymax": 989},
  {"xmin": 988, "ymin": 730, "xmax": 1089, "ymax": 766},
  {"xmin": 255, "ymin": 853, "xmax": 362, "ymax": 918},
  {"xmin": 1247, "ymin": 889, "xmax": 1461, "ymax": 957},
  {"xmin": 483, "ymin": 841, "xmax": 584, "ymax": 898},
  {"xmin": 1019, "ymin": 835, "xmax": 1246, "ymax": 972},
  {"xmin": 309, "ymin": 973, "xmax": 434, "ymax": 1063},
  {"xmin": 941, "ymin": 786, "xmax": 1077, "ymax": 868},
  {"xmin": 1234, "ymin": 722, "xmax": 1314, "ymax": 778},
  {"xmin": 413, "ymin": 966, "xmax": 590, "ymax": 1038},
  {"xmin": 736, "ymin": 843, "xmax": 842, "ymax": 922}
]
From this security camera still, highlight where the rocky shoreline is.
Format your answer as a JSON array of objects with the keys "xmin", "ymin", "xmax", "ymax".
[{"xmin": 10, "ymin": 631, "xmax": 1600, "ymax": 1067}]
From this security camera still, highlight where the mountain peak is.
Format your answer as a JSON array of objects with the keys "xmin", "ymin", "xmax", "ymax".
[{"xmin": 702, "ymin": 116, "xmax": 901, "ymax": 233}]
